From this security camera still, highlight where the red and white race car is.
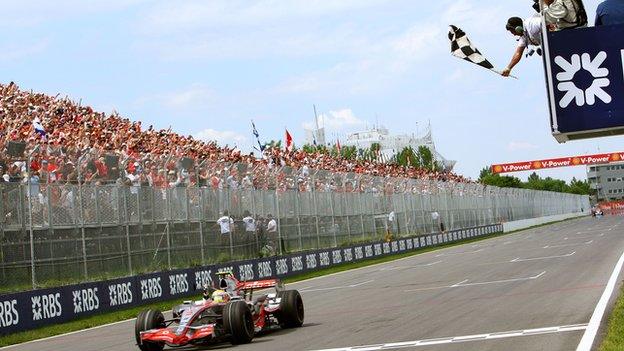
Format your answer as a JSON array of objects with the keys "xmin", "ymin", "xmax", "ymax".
[{"xmin": 135, "ymin": 271, "xmax": 304, "ymax": 350}]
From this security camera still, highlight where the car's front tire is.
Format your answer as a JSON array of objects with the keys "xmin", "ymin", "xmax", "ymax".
[
  {"xmin": 135, "ymin": 309, "xmax": 165, "ymax": 351},
  {"xmin": 277, "ymin": 290, "xmax": 304, "ymax": 328},
  {"xmin": 223, "ymin": 300, "xmax": 254, "ymax": 344}
]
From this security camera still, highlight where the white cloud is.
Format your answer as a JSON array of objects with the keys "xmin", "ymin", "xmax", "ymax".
[
  {"xmin": 194, "ymin": 129, "xmax": 248, "ymax": 149},
  {"xmin": 0, "ymin": 38, "xmax": 49, "ymax": 62},
  {"xmin": 135, "ymin": 85, "xmax": 215, "ymax": 110},
  {"xmin": 507, "ymin": 141, "xmax": 539, "ymax": 151},
  {"xmin": 303, "ymin": 109, "xmax": 365, "ymax": 131}
]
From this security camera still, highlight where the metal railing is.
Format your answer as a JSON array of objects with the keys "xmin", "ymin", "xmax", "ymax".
[{"xmin": 0, "ymin": 146, "xmax": 590, "ymax": 292}]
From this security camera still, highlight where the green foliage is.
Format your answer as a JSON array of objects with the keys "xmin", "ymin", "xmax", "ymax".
[{"xmin": 479, "ymin": 168, "xmax": 593, "ymax": 195}]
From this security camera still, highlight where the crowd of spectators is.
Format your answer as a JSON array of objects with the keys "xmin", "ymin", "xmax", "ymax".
[{"xmin": 0, "ymin": 82, "xmax": 471, "ymax": 194}]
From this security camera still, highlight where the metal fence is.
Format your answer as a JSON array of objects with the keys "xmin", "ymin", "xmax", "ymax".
[
  {"xmin": 0, "ymin": 146, "xmax": 589, "ymax": 292},
  {"xmin": 0, "ymin": 180, "xmax": 588, "ymax": 293}
]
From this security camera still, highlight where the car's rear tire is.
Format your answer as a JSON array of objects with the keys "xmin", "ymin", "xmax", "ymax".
[
  {"xmin": 277, "ymin": 290, "xmax": 304, "ymax": 328},
  {"xmin": 135, "ymin": 309, "xmax": 165, "ymax": 351},
  {"xmin": 223, "ymin": 300, "xmax": 254, "ymax": 345}
]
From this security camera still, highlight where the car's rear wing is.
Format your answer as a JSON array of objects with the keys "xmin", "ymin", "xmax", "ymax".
[{"xmin": 237, "ymin": 279, "xmax": 283, "ymax": 291}]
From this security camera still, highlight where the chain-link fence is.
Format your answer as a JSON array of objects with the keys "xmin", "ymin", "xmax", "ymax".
[{"xmin": 0, "ymin": 147, "xmax": 590, "ymax": 292}]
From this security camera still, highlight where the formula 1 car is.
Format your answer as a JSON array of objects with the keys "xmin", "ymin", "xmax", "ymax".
[{"xmin": 135, "ymin": 271, "xmax": 304, "ymax": 350}]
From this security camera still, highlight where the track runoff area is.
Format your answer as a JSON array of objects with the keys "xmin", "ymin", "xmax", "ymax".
[{"xmin": 3, "ymin": 217, "xmax": 623, "ymax": 351}]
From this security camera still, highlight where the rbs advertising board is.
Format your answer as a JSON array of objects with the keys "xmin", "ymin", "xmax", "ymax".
[{"xmin": 544, "ymin": 24, "xmax": 624, "ymax": 142}]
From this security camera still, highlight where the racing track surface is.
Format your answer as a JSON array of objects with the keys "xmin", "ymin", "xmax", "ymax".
[{"xmin": 3, "ymin": 216, "xmax": 624, "ymax": 351}]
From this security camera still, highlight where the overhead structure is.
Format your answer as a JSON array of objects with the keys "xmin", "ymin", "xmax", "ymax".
[
  {"xmin": 492, "ymin": 151, "xmax": 624, "ymax": 174},
  {"xmin": 541, "ymin": 7, "xmax": 624, "ymax": 142}
]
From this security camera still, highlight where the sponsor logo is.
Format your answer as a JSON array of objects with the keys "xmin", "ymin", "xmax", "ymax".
[
  {"xmin": 257, "ymin": 261, "xmax": 272, "ymax": 278},
  {"xmin": 391, "ymin": 241, "xmax": 399, "ymax": 252},
  {"xmin": 374, "ymin": 244, "xmax": 382, "ymax": 256},
  {"xmin": 32, "ymin": 293, "xmax": 62, "ymax": 321},
  {"xmin": 238, "ymin": 264, "xmax": 254, "ymax": 281},
  {"xmin": 383, "ymin": 242, "xmax": 391, "ymax": 254},
  {"xmin": 109, "ymin": 282, "xmax": 133, "ymax": 307},
  {"xmin": 306, "ymin": 254, "xmax": 317, "ymax": 269},
  {"xmin": 0, "ymin": 300, "xmax": 19, "ymax": 327},
  {"xmin": 169, "ymin": 274, "xmax": 189, "ymax": 296},
  {"xmin": 343, "ymin": 248, "xmax": 353, "ymax": 262},
  {"xmin": 194, "ymin": 270, "xmax": 213, "ymax": 291},
  {"xmin": 276, "ymin": 258, "xmax": 289, "ymax": 275},
  {"xmin": 140, "ymin": 277, "xmax": 162, "ymax": 300},
  {"xmin": 406, "ymin": 239, "xmax": 414, "ymax": 250},
  {"xmin": 332, "ymin": 250, "xmax": 342, "ymax": 264},
  {"xmin": 72, "ymin": 288, "xmax": 100, "ymax": 314},
  {"xmin": 426, "ymin": 236, "xmax": 432, "ymax": 246},
  {"xmin": 291, "ymin": 256, "xmax": 304, "ymax": 272},
  {"xmin": 365, "ymin": 245, "xmax": 374, "ymax": 258},
  {"xmin": 319, "ymin": 252, "xmax": 331, "ymax": 266},
  {"xmin": 354, "ymin": 247, "xmax": 364, "ymax": 260},
  {"xmin": 555, "ymin": 51, "xmax": 611, "ymax": 108}
]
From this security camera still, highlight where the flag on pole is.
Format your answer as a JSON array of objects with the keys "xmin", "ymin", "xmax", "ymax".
[
  {"xmin": 285, "ymin": 129, "xmax": 293, "ymax": 152},
  {"xmin": 448, "ymin": 25, "xmax": 511, "ymax": 77},
  {"xmin": 336, "ymin": 139, "xmax": 341, "ymax": 153},
  {"xmin": 251, "ymin": 120, "xmax": 265, "ymax": 152}
]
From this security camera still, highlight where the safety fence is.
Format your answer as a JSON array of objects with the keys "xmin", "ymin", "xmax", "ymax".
[
  {"xmin": 0, "ymin": 180, "xmax": 588, "ymax": 293},
  {"xmin": 0, "ymin": 223, "xmax": 502, "ymax": 336}
]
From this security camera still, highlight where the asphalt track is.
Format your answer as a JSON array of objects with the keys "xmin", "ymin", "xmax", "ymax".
[{"xmin": 3, "ymin": 216, "xmax": 624, "ymax": 351}]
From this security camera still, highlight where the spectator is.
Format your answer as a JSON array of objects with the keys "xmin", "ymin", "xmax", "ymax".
[
  {"xmin": 262, "ymin": 214, "xmax": 277, "ymax": 256},
  {"xmin": 217, "ymin": 210, "xmax": 234, "ymax": 250},
  {"xmin": 242, "ymin": 210, "xmax": 257, "ymax": 255},
  {"xmin": 543, "ymin": 0, "xmax": 587, "ymax": 30},
  {"xmin": 596, "ymin": 0, "xmax": 624, "ymax": 26},
  {"xmin": 502, "ymin": 15, "xmax": 542, "ymax": 77}
]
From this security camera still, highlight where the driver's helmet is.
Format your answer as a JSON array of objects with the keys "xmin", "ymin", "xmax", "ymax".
[
  {"xmin": 202, "ymin": 283, "xmax": 213, "ymax": 300},
  {"xmin": 211, "ymin": 289, "xmax": 230, "ymax": 303}
]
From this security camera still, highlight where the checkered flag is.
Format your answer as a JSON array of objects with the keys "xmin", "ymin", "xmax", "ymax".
[{"xmin": 449, "ymin": 25, "xmax": 507, "ymax": 77}]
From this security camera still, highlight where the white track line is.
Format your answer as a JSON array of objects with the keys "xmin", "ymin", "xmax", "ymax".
[
  {"xmin": 543, "ymin": 240, "xmax": 592, "ymax": 249},
  {"xmin": 510, "ymin": 251, "xmax": 575, "ymax": 263},
  {"xmin": 380, "ymin": 260, "xmax": 443, "ymax": 271},
  {"xmin": 405, "ymin": 271, "xmax": 546, "ymax": 292},
  {"xmin": 300, "ymin": 279, "xmax": 375, "ymax": 293},
  {"xmin": 310, "ymin": 324, "xmax": 588, "ymax": 351},
  {"xmin": 435, "ymin": 248, "xmax": 483, "ymax": 257},
  {"xmin": 576, "ymin": 248, "xmax": 624, "ymax": 351}
]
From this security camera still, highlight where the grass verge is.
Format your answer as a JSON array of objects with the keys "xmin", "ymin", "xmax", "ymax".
[
  {"xmin": 0, "ymin": 218, "xmax": 583, "ymax": 348},
  {"xmin": 600, "ymin": 284, "xmax": 624, "ymax": 351}
]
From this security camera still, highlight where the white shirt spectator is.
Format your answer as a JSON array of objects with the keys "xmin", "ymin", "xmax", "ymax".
[
  {"xmin": 431, "ymin": 211, "xmax": 440, "ymax": 221},
  {"xmin": 518, "ymin": 15, "xmax": 542, "ymax": 48},
  {"xmin": 388, "ymin": 211, "xmax": 395, "ymax": 222},
  {"xmin": 243, "ymin": 216, "xmax": 256, "ymax": 232},
  {"xmin": 217, "ymin": 216, "xmax": 234, "ymax": 234},
  {"xmin": 267, "ymin": 218, "xmax": 277, "ymax": 233}
]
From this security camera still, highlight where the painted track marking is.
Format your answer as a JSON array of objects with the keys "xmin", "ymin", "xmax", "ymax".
[
  {"xmin": 543, "ymin": 240, "xmax": 592, "ymax": 249},
  {"xmin": 405, "ymin": 271, "xmax": 546, "ymax": 292},
  {"xmin": 435, "ymin": 248, "xmax": 483, "ymax": 257},
  {"xmin": 310, "ymin": 324, "xmax": 587, "ymax": 350},
  {"xmin": 300, "ymin": 279, "xmax": 375, "ymax": 292},
  {"xmin": 577, "ymin": 248, "xmax": 624, "ymax": 351},
  {"xmin": 380, "ymin": 260, "xmax": 443, "ymax": 271},
  {"xmin": 510, "ymin": 251, "xmax": 575, "ymax": 262}
]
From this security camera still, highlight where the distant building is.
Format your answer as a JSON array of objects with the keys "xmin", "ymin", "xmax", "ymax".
[
  {"xmin": 587, "ymin": 162, "xmax": 624, "ymax": 202},
  {"xmin": 342, "ymin": 124, "xmax": 456, "ymax": 171}
]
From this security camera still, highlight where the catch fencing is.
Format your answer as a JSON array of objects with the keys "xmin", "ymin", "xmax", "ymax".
[{"xmin": 0, "ymin": 146, "xmax": 590, "ymax": 292}]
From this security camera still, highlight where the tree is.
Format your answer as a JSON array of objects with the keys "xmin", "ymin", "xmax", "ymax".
[
  {"xmin": 478, "ymin": 165, "xmax": 592, "ymax": 195},
  {"xmin": 417, "ymin": 146, "xmax": 434, "ymax": 171}
]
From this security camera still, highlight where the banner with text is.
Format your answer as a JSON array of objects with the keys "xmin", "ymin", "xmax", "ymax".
[{"xmin": 491, "ymin": 152, "xmax": 624, "ymax": 174}]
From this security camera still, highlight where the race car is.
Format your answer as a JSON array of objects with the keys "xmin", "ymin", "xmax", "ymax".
[{"xmin": 134, "ymin": 271, "xmax": 304, "ymax": 350}]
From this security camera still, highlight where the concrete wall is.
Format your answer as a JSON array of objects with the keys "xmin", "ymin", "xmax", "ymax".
[{"xmin": 502, "ymin": 212, "xmax": 589, "ymax": 233}]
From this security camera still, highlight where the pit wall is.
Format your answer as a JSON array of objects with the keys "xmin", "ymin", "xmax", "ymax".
[{"xmin": 502, "ymin": 211, "xmax": 589, "ymax": 233}]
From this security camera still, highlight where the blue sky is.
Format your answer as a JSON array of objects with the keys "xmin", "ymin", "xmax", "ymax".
[{"xmin": 0, "ymin": 0, "xmax": 616, "ymax": 181}]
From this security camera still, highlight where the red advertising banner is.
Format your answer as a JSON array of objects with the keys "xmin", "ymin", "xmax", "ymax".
[{"xmin": 491, "ymin": 152, "xmax": 624, "ymax": 174}]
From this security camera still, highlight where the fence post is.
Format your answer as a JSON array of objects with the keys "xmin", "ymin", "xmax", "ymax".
[
  {"xmin": 165, "ymin": 188, "xmax": 172, "ymax": 269},
  {"xmin": 26, "ymin": 182, "xmax": 36, "ymax": 289},
  {"xmin": 122, "ymin": 186, "xmax": 133, "ymax": 275},
  {"xmin": 344, "ymin": 193, "xmax": 351, "ymax": 242},
  {"xmin": 402, "ymin": 192, "xmax": 410, "ymax": 235},
  {"xmin": 76, "ymin": 183, "xmax": 88, "ymax": 279},
  {"xmin": 275, "ymin": 191, "xmax": 283, "ymax": 255},
  {"xmin": 329, "ymin": 192, "xmax": 337, "ymax": 247},
  {"xmin": 312, "ymin": 187, "xmax": 321, "ymax": 249},
  {"xmin": 295, "ymin": 192, "xmax": 303, "ymax": 251},
  {"xmin": 198, "ymin": 187, "xmax": 205, "ymax": 265},
  {"xmin": 359, "ymin": 192, "xmax": 365, "ymax": 239}
]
